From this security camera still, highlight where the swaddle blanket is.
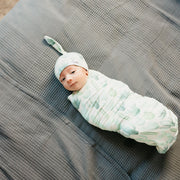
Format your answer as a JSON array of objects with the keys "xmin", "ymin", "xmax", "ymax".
[{"xmin": 68, "ymin": 70, "xmax": 178, "ymax": 154}]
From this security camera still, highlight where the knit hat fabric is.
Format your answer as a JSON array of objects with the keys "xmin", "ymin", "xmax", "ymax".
[
  {"xmin": 44, "ymin": 36, "xmax": 88, "ymax": 79},
  {"xmin": 54, "ymin": 52, "xmax": 88, "ymax": 79}
]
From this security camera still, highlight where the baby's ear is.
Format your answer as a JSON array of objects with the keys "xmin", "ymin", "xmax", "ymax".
[{"xmin": 44, "ymin": 36, "xmax": 66, "ymax": 54}]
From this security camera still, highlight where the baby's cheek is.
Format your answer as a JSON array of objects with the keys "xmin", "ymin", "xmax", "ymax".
[{"xmin": 61, "ymin": 82, "xmax": 66, "ymax": 88}]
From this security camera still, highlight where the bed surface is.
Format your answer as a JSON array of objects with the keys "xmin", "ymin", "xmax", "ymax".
[{"xmin": 0, "ymin": 0, "xmax": 180, "ymax": 179}]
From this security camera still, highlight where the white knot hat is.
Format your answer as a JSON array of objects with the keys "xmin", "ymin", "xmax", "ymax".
[
  {"xmin": 54, "ymin": 52, "xmax": 88, "ymax": 79},
  {"xmin": 44, "ymin": 36, "xmax": 88, "ymax": 79}
]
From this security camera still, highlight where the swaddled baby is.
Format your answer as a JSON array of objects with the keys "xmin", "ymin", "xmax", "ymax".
[{"xmin": 44, "ymin": 36, "xmax": 178, "ymax": 154}]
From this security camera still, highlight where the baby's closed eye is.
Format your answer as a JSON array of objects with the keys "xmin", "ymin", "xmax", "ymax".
[
  {"xmin": 61, "ymin": 77, "xmax": 65, "ymax": 82},
  {"xmin": 71, "ymin": 70, "xmax": 75, "ymax": 74}
]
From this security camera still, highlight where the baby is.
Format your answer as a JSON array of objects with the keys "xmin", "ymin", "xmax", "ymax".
[{"xmin": 44, "ymin": 36, "xmax": 178, "ymax": 154}]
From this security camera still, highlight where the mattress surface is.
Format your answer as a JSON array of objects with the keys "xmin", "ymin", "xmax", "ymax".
[{"xmin": 0, "ymin": 0, "xmax": 180, "ymax": 179}]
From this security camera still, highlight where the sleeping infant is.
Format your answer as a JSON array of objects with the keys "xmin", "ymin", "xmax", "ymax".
[{"xmin": 44, "ymin": 36, "xmax": 178, "ymax": 154}]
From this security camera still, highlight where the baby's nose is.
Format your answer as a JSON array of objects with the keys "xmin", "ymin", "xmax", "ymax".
[{"xmin": 67, "ymin": 77, "xmax": 73, "ymax": 83}]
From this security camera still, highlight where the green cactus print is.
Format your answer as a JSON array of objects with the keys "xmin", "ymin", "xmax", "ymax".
[
  {"xmin": 118, "ymin": 103, "xmax": 126, "ymax": 111},
  {"xmin": 128, "ymin": 105, "xmax": 140, "ymax": 116},
  {"xmin": 94, "ymin": 101, "xmax": 99, "ymax": 109},
  {"xmin": 68, "ymin": 70, "xmax": 178, "ymax": 154},
  {"xmin": 120, "ymin": 91, "xmax": 130, "ymax": 100},
  {"xmin": 120, "ymin": 123, "xmax": 138, "ymax": 136},
  {"xmin": 159, "ymin": 109, "xmax": 166, "ymax": 118},
  {"xmin": 46, "ymin": 38, "xmax": 55, "ymax": 46},
  {"xmin": 73, "ymin": 99, "xmax": 80, "ymax": 109},
  {"xmin": 44, "ymin": 36, "xmax": 66, "ymax": 54}
]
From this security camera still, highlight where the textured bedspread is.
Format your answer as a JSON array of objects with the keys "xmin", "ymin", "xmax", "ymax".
[{"xmin": 0, "ymin": 0, "xmax": 180, "ymax": 179}]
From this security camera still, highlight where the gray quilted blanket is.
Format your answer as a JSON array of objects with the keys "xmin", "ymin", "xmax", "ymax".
[{"xmin": 0, "ymin": 0, "xmax": 179, "ymax": 179}]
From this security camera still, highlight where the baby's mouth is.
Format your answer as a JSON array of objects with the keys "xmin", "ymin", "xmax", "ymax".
[{"xmin": 70, "ymin": 82, "xmax": 77, "ymax": 87}]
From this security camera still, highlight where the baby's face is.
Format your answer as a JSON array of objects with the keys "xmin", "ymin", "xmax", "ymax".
[{"xmin": 59, "ymin": 65, "xmax": 88, "ymax": 91}]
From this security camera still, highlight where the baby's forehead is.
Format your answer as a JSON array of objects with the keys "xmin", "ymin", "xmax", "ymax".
[
  {"xmin": 64, "ymin": 65, "xmax": 79, "ymax": 72},
  {"xmin": 60, "ymin": 65, "xmax": 79, "ymax": 77}
]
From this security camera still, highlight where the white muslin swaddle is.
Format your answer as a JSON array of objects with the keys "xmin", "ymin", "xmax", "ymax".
[{"xmin": 68, "ymin": 70, "xmax": 178, "ymax": 154}]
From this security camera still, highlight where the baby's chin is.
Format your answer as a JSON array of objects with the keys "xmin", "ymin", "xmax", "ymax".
[{"xmin": 66, "ymin": 84, "xmax": 83, "ymax": 92}]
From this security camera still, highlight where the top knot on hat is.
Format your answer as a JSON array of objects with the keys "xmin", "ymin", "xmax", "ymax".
[{"xmin": 44, "ymin": 36, "xmax": 88, "ymax": 80}]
